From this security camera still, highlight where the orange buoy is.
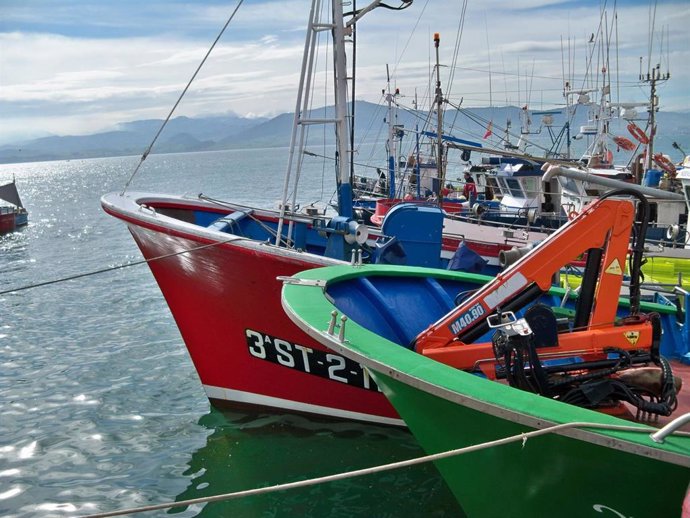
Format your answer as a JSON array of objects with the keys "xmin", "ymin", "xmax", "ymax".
[
  {"xmin": 612, "ymin": 136, "xmax": 636, "ymax": 151},
  {"xmin": 627, "ymin": 122, "xmax": 649, "ymax": 145},
  {"xmin": 653, "ymin": 153, "xmax": 676, "ymax": 176}
]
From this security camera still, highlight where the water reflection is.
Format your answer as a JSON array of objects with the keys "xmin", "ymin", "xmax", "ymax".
[
  {"xmin": 174, "ymin": 408, "xmax": 462, "ymax": 517},
  {"xmin": 0, "ymin": 153, "xmax": 460, "ymax": 517}
]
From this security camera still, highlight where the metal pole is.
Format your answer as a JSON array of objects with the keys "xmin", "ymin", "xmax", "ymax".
[
  {"xmin": 276, "ymin": 0, "xmax": 321, "ymax": 245},
  {"xmin": 434, "ymin": 33, "xmax": 444, "ymax": 200},
  {"xmin": 386, "ymin": 65, "xmax": 396, "ymax": 198},
  {"xmin": 333, "ymin": 0, "xmax": 353, "ymax": 217}
]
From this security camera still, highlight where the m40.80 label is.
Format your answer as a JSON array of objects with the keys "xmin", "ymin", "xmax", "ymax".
[
  {"xmin": 449, "ymin": 302, "xmax": 486, "ymax": 335},
  {"xmin": 245, "ymin": 329, "xmax": 379, "ymax": 392}
]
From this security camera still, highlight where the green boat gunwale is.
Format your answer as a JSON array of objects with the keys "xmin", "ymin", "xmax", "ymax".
[{"xmin": 281, "ymin": 264, "xmax": 690, "ymax": 467}]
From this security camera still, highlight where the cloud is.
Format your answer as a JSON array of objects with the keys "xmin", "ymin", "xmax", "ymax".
[{"xmin": 0, "ymin": 0, "xmax": 688, "ymax": 143}]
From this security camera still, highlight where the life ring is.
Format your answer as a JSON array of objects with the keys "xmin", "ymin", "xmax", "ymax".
[
  {"xmin": 612, "ymin": 136, "xmax": 636, "ymax": 151},
  {"xmin": 653, "ymin": 153, "xmax": 676, "ymax": 176},
  {"xmin": 568, "ymin": 210, "xmax": 578, "ymax": 221},
  {"xmin": 627, "ymin": 123, "xmax": 649, "ymax": 145}
]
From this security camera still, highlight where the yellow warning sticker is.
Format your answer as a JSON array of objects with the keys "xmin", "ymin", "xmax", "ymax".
[
  {"xmin": 605, "ymin": 258, "xmax": 623, "ymax": 275},
  {"xmin": 624, "ymin": 331, "xmax": 640, "ymax": 345}
]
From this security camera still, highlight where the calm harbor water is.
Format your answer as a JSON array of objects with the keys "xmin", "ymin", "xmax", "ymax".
[{"xmin": 0, "ymin": 149, "xmax": 462, "ymax": 517}]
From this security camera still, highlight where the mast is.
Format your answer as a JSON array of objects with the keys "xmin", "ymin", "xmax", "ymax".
[
  {"xmin": 385, "ymin": 65, "xmax": 398, "ymax": 198},
  {"xmin": 434, "ymin": 32, "xmax": 444, "ymax": 198},
  {"xmin": 276, "ymin": 0, "xmax": 407, "ymax": 244},
  {"xmin": 332, "ymin": 0, "xmax": 353, "ymax": 217},
  {"xmin": 640, "ymin": 63, "xmax": 669, "ymax": 172},
  {"xmin": 414, "ymin": 92, "xmax": 421, "ymax": 198}
]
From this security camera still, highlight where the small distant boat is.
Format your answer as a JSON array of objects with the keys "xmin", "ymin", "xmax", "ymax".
[
  {"xmin": 0, "ymin": 206, "xmax": 15, "ymax": 235},
  {"xmin": 0, "ymin": 179, "xmax": 28, "ymax": 235},
  {"xmin": 283, "ymin": 191, "xmax": 690, "ymax": 516}
]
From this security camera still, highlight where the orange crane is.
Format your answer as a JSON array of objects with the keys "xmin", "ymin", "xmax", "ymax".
[
  {"xmin": 414, "ymin": 190, "xmax": 654, "ymax": 374},
  {"xmin": 413, "ymin": 188, "xmax": 677, "ymax": 418}
]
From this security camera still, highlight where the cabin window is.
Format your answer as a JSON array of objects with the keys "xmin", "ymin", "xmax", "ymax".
[
  {"xmin": 505, "ymin": 178, "xmax": 523, "ymax": 198},
  {"xmin": 523, "ymin": 177, "xmax": 539, "ymax": 198},
  {"xmin": 486, "ymin": 177, "xmax": 500, "ymax": 194},
  {"xmin": 497, "ymin": 177, "xmax": 509, "ymax": 195},
  {"xmin": 558, "ymin": 176, "xmax": 582, "ymax": 196}
]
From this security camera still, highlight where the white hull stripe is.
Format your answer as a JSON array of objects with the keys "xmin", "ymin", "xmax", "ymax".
[{"xmin": 203, "ymin": 384, "xmax": 405, "ymax": 427}]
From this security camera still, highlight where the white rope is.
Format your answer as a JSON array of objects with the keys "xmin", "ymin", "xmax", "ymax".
[
  {"xmin": 78, "ymin": 420, "xmax": 660, "ymax": 518},
  {"xmin": 120, "ymin": 0, "xmax": 245, "ymax": 195}
]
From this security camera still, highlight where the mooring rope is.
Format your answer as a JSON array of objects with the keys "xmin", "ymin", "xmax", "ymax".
[
  {"xmin": 78, "ymin": 420, "xmax": 661, "ymax": 518},
  {"xmin": 0, "ymin": 236, "xmax": 247, "ymax": 296}
]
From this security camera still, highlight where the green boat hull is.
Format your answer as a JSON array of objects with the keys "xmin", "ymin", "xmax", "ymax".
[
  {"xmin": 378, "ymin": 371, "xmax": 688, "ymax": 517},
  {"xmin": 282, "ymin": 264, "xmax": 690, "ymax": 517}
]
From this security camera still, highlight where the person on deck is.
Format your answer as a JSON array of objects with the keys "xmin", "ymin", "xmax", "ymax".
[
  {"xmin": 441, "ymin": 183, "xmax": 453, "ymax": 197},
  {"xmin": 462, "ymin": 172, "xmax": 477, "ymax": 200}
]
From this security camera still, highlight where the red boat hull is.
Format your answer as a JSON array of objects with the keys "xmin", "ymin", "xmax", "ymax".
[
  {"xmin": 121, "ymin": 212, "xmax": 402, "ymax": 424},
  {"xmin": 102, "ymin": 192, "xmax": 522, "ymax": 424},
  {"xmin": 0, "ymin": 211, "xmax": 16, "ymax": 235}
]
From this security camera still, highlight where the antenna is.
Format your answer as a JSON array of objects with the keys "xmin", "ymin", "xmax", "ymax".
[
  {"xmin": 639, "ymin": 1, "xmax": 670, "ymax": 172},
  {"xmin": 615, "ymin": 11, "xmax": 620, "ymax": 108},
  {"xmin": 484, "ymin": 14, "xmax": 493, "ymax": 109}
]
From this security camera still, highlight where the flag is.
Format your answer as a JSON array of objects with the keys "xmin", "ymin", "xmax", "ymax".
[{"xmin": 483, "ymin": 121, "xmax": 493, "ymax": 139}]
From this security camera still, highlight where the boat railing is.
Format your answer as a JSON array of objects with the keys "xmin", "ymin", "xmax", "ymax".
[{"xmin": 651, "ymin": 413, "xmax": 690, "ymax": 443}]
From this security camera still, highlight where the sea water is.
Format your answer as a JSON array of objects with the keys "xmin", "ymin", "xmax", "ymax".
[{"xmin": 0, "ymin": 150, "xmax": 461, "ymax": 517}]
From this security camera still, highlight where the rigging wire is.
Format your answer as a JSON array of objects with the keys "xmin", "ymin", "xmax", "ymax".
[
  {"xmin": 440, "ymin": 100, "xmax": 563, "ymax": 158},
  {"xmin": 444, "ymin": 0, "xmax": 469, "ymax": 102},
  {"xmin": 565, "ymin": 2, "xmax": 608, "ymax": 141},
  {"xmin": 444, "ymin": 0, "xmax": 469, "ymax": 136},
  {"xmin": 120, "ymin": 0, "xmax": 245, "ymax": 195},
  {"xmin": 356, "ymin": 92, "xmax": 388, "ymax": 164},
  {"xmin": 390, "ymin": 0, "xmax": 431, "ymax": 79},
  {"xmin": 648, "ymin": 1, "xmax": 657, "ymax": 78}
]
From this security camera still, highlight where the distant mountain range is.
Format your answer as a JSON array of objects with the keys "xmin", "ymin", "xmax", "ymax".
[{"xmin": 1, "ymin": 101, "xmax": 688, "ymax": 164}]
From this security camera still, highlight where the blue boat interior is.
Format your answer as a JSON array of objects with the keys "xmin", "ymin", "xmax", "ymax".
[
  {"xmin": 180, "ymin": 203, "xmax": 483, "ymax": 271},
  {"xmin": 324, "ymin": 272, "xmax": 686, "ymax": 362},
  {"xmin": 324, "ymin": 274, "xmax": 571, "ymax": 349},
  {"xmin": 326, "ymin": 275, "xmax": 475, "ymax": 347}
]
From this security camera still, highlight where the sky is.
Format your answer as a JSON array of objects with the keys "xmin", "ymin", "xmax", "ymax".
[{"xmin": 0, "ymin": 0, "xmax": 688, "ymax": 144}]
